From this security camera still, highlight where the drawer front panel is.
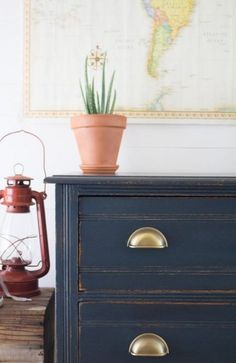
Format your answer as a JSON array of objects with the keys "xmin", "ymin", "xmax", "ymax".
[
  {"xmin": 80, "ymin": 219, "xmax": 236, "ymax": 267},
  {"xmin": 79, "ymin": 217, "xmax": 236, "ymax": 290},
  {"xmin": 79, "ymin": 302, "xmax": 236, "ymax": 363},
  {"xmin": 79, "ymin": 196, "xmax": 236, "ymax": 261},
  {"xmin": 80, "ymin": 270, "xmax": 236, "ymax": 291},
  {"xmin": 79, "ymin": 196, "xmax": 236, "ymax": 216},
  {"xmin": 80, "ymin": 326, "xmax": 236, "ymax": 363}
]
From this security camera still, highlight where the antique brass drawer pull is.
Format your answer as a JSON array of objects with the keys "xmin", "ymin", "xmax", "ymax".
[
  {"xmin": 129, "ymin": 333, "xmax": 169, "ymax": 357},
  {"xmin": 127, "ymin": 227, "xmax": 168, "ymax": 249}
]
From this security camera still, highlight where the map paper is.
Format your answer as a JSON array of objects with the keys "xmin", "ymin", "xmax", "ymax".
[{"xmin": 24, "ymin": 0, "xmax": 236, "ymax": 118}]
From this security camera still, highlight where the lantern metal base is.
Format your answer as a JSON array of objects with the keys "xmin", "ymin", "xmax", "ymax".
[
  {"xmin": 0, "ymin": 261, "xmax": 42, "ymax": 297},
  {"xmin": 0, "ymin": 279, "xmax": 40, "ymax": 297},
  {"xmin": 0, "ymin": 268, "xmax": 41, "ymax": 297}
]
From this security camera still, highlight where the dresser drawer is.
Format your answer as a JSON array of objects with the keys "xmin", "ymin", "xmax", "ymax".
[
  {"xmin": 79, "ymin": 196, "xmax": 236, "ymax": 291},
  {"xmin": 79, "ymin": 301, "xmax": 236, "ymax": 363}
]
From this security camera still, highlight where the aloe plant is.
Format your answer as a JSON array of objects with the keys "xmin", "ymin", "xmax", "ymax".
[{"xmin": 80, "ymin": 55, "xmax": 116, "ymax": 114}]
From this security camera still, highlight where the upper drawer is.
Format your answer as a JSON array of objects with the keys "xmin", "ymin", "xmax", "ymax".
[{"xmin": 79, "ymin": 196, "xmax": 236, "ymax": 290}]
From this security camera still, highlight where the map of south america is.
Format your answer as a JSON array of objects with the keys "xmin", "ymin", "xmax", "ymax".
[
  {"xmin": 28, "ymin": 0, "xmax": 236, "ymax": 118},
  {"xmin": 143, "ymin": 0, "xmax": 195, "ymax": 78}
]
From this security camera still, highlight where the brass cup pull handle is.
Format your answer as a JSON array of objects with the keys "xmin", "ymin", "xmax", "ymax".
[
  {"xmin": 129, "ymin": 333, "xmax": 169, "ymax": 357},
  {"xmin": 127, "ymin": 227, "xmax": 168, "ymax": 249}
]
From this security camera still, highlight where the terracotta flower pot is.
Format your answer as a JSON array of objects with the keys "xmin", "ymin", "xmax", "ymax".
[{"xmin": 71, "ymin": 114, "xmax": 127, "ymax": 174}]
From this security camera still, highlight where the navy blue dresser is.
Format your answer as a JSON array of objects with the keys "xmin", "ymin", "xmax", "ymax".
[{"xmin": 46, "ymin": 175, "xmax": 236, "ymax": 363}]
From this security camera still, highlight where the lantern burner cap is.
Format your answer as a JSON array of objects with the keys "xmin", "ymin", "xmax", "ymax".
[
  {"xmin": 5, "ymin": 174, "xmax": 33, "ymax": 187},
  {"xmin": 5, "ymin": 164, "xmax": 33, "ymax": 186},
  {"xmin": 5, "ymin": 175, "xmax": 33, "ymax": 181}
]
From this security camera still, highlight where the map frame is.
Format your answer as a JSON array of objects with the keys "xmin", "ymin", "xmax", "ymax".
[{"xmin": 23, "ymin": 0, "xmax": 236, "ymax": 120}]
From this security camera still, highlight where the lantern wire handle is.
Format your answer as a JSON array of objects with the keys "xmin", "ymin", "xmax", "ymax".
[{"xmin": 0, "ymin": 129, "xmax": 47, "ymax": 194}]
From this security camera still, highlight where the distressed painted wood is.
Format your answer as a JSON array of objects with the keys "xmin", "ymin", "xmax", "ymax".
[
  {"xmin": 46, "ymin": 174, "xmax": 236, "ymax": 363},
  {"xmin": 80, "ymin": 325, "xmax": 236, "ymax": 363},
  {"xmin": 80, "ymin": 301, "xmax": 236, "ymax": 363},
  {"xmin": 0, "ymin": 288, "xmax": 54, "ymax": 362}
]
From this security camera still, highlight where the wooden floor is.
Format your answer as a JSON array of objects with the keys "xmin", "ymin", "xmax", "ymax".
[{"xmin": 0, "ymin": 288, "xmax": 54, "ymax": 363}]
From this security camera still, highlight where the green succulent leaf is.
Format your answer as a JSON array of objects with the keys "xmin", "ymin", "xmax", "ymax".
[
  {"xmin": 86, "ymin": 84, "xmax": 93, "ymax": 114},
  {"xmin": 91, "ymin": 78, "xmax": 97, "ymax": 113},
  {"xmin": 96, "ymin": 91, "xmax": 101, "ymax": 113},
  {"xmin": 105, "ymin": 71, "xmax": 115, "ymax": 113},
  {"xmin": 110, "ymin": 90, "xmax": 116, "ymax": 114},
  {"xmin": 101, "ymin": 55, "xmax": 106, "ymax": 113}
]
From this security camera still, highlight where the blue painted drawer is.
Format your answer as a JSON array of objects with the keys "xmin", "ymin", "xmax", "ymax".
[
  {"xmin": 79, "ymin": 196, "xmax": 236, "ymax": 291},
  {"xmin": 79, "ymin": 301, "xmax": 236, "ymax": 363}
]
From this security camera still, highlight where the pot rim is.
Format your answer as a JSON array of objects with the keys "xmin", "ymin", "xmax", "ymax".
[{"xmin": 71, "ymin": 114, "xmax": 127, "ymax": 129}]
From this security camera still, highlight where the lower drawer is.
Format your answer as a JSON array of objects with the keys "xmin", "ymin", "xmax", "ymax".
[
  {"xmin": 79, "ymin": 302, "xmax": 236, "ymax": 363},
  {"xmin": 80, "ymin": 326, "xmax": 236, "ymax": 363}
]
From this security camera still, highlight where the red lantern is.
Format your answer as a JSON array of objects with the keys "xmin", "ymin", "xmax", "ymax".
[{"xmin": 0, "ymin": 172, "xmax": 50, "ymax": 297}]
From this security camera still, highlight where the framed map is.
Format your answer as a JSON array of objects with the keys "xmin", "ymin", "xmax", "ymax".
[{"xmin": 24, "ymin": 0, "xmax": 236, "ymax": 119}]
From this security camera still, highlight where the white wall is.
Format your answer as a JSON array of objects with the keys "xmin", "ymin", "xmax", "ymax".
[{"xmin": 1, "ymin": 1, "xmax": 236, "ymax": 287}]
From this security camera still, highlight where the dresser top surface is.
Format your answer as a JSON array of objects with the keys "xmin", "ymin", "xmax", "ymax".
[
  {"xmin": 46, "ymin": 172, "xmax": 236, "ymax": 184},
  {"xmin": 45, "ymin": 173, "xmax": 236, "ymax": 195}
]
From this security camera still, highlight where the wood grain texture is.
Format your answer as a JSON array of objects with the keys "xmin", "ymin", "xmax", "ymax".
[{"xmin": 0, "ymin": 288, "xmax": 54, "ymax": 363}]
